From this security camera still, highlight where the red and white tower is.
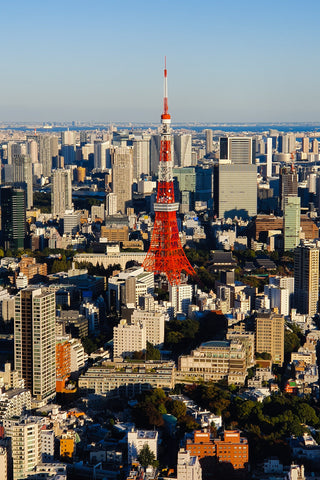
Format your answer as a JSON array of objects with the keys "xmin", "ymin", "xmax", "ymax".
[{"xmin": 142, "ymin": 60, "xmax": 195, "ymax": 285}]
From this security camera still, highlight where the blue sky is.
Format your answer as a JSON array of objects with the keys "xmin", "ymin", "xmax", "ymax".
[{"xmin": 1, "ymin": 0, "xmax": 320, "ymax": 122}]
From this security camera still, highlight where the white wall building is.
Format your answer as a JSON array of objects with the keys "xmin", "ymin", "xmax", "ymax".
[
  {"xmin": 177, "ymin": 448, "xmax": 202, "ymax": 480},
  {"xmin": 113, "ymin": 320, "xmax": 146, "ymax": 360},
  {"xmin": 169, "ymin": 284, "xmax": 193, "ymax": 315},
  {"xmin": 127, "ymin": 429, "xmax": 158, "ymax": 464},
  {"xmin": 130, "ymin": 309, "xmax": 165, "ymax": 347}
]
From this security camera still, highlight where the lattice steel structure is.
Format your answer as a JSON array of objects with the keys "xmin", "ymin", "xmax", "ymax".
[{"xmin": 142, "ymin": 61, "xmax": 195, "ymax": 285}]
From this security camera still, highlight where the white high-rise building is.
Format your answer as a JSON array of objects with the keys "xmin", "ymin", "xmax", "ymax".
[
  {"xmin": 174, "ymin": 134, "xmax": 192, "ymax": 167},
  {"xmin": 106, "ymin": 193, "xmax": 118, "ymax": 216},
  {"xmin": 14, "ymin": 287, "xmax": 56, "ymax": 402},
  {"xmin": 51, "ymin": 169, "xmax": 72, "ymax": 217},
  {"xmin": 266, "ymin": 137, "xmax": 272, "ymax": 178},
  {"xmin": 133, "ymin": 136, "xmax": 150, "ymax": 179},
  {"xmin": 94, "ymin": 140, "xmax": 110, "ymax": 170},
  {"xmin": 130, "ymin": 309, "xmax": 165, "ymax": 347},
  {"xmin": 177, "ymin": 449, "xmax": 202, "ymax": 480},
  {"xmin": 169, "ymin": 284, "xmax": 193, "ymax": 315},
  {"xmin": 3, "ymin": 416, "xmax": 41, "ymax": 480},
  {"xmin": 113, "ymin": 319, "xmax": 146, "ymax": 359},
  {"xmin": 294, "ymin": 241, "xmax": 319, "ymax": 316}
]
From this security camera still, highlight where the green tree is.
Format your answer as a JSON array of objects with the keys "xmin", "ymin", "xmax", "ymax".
[
  {"xmin": 166, "ymin": 399, "xmax": 187, "ymax": 420},
  {"xmin": 146, "ymin": 342, "xmax": 161, "ymax": 361},
  {"xmin": 137, "ymin": 444, "xmax": 158, "ymax": 468}
]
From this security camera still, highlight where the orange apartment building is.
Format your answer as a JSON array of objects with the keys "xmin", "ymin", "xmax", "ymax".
[
  {"xmin": 186, "ymin": 430, "xmax": 248, "ymax": 471},
  {"xmin": 56, "ymin": 338, "xmax": 71, "ymax": 393},
  {"xmin": 19, "ymin": 256, "xmax": 47, "ymax": 281}
]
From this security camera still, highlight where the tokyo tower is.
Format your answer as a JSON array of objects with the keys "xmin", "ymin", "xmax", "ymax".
[{"xmin": 142, "ymin": 60, "xmax": 195, "ymax": 285}]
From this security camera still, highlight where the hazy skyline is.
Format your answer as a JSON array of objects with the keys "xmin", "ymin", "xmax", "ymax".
[{"xmin": 2, "ymin": 0, "xmax": 320, "ymax": 123}]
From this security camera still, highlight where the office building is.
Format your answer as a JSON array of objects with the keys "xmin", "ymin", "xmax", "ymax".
[
  {"xmin": 178, "ymin": 340, "xmax": 247, "ymax": 384},
  {"xmin": 3, "ymin": 416, "xmax": 41, "ymax": 480},
  {"xmin": 111, "ymin": 146, "xmax": 133, "ymax": 214},
  {"xmin": 177, "ymin": 448, "xmax": 202, "ymax": 480},
  {"xmin": 174, "ymin": 134, "xmax": 192, "ymax": 167},
  {"xmin": 294, "ymin": 241, "xmax": 319, "ymax": 316},
  {"xmin": 61, "ymin": 131, "xmax": 75, "ymax": 165},
  {"xmin": 214, "ymin": 164, "xmax": 257, "ymax": 219},
  {"xmin": 63, "ymin": 210, "xmax": 80, "ymax": 235},
  {"xmin": 312, "ymin": 139, "xmax": 319, "ymax": 154},
  {"xmin": 205, "ymin": 129, "xmax": 213, "ymax": 155},
  {"xmin": 279, "ymin": 166, "xmax": 298, "ymax": 212},
  {"xmin": 278, "ymin": 133, "xmax": 296, "ymax": 154},
  {"xmin": 266, "ymin": 137, "xmax": 272, "ymax": 178},
  {"xmin": 113, "ymin": 319, "xmax": 146, "ymax": 359},
  {"xmin": 94, "ymin": 140, "xmax": 110, "ymax": 170},
  {"xmin": 39, "ymin": 135, "xmax": 58, "ymax": 178},
  {"xmin": 1, "ymin": 186, "xmax": 26, "ymax": 250},
  {"xmin": 12, "ymin": 154, "xmax": 33, "ymax": 209},
  {"xmin": 214, "ymin": 430, "xmax": 249, "ymax": 470},
  {"xmin": 51, "ymin": 169, "xmax": 72, "ymax": 217},
  {"xmin": 14, "ymin": 287, "xmax": 56, "ymax": 402},
  {"xmin": 219, "ymin": 137, "xmax": 255, "ymax": 164},
  {"xmin": 284, "ymin": 195, "xmax": 300, "ymax": 251},
  {"xmin": 133, "ymin": 136, "xmax": 150, "ymax": 179},
  {"xmin": 255, "ymin": 312, "xmax": 284, "ymax": 365}
]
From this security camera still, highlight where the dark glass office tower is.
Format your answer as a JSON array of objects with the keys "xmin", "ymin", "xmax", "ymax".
[{"xmin": 1, "ymin": 186, "xmax": 26, "ymax": 250}]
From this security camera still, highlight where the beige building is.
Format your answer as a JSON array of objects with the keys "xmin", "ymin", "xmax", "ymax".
[
  {"xmin": 51, "ymin": 169, "xmax": 72, "ymax": 217},
  {"xmin": 178, "ymin": 340, "xmax": 247, "ymax": 385},
  {"xmin": 111, "ymin": 146, "xmax": 133, "ymax": 214},
  {"xmin": 131, "ymin": 309, "xmax": 165, "ymax": 347},
  {"xmin": 113, "ymin": 319, "xmax": 146, "ymax": 360},
  {"xmin": 255, "ymin": 312, "xmax": 284, "ymax": 365}
]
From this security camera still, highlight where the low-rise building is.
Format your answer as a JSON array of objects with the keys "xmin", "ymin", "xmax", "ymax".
[{"xmin": 127, "ymin": 429, "xmax": 158, "ymax": 464}]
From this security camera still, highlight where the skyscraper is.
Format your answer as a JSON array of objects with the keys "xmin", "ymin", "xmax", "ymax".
[
  {"xmin": 302, "ymin": 136, "xmax": 310, "ymax": 154},
  {"xmin": 284, "ymin": 195, "xmax": 300, "ymax": 251},
  {"xmin": 14, "ymin": 287, "xmax": 56, "ymax": 402},
  {"xmin": 133, "ymin": 136, "xmax": 150, "ymax": 179},
  {"xmin": 39, "ymin": 135, "xmax": 57, "ymax": 178},
  {"xmin": 12, "ymin": 154, "xmax": 33, "ymax": 209},
  {"xmin": 279, "ymin": 165, "xmax": 298, "ymax": 212},
  {"xmin": 266, "ymin": 137, "xmax": 273, "ymax": 178},
  {"xmin": 51, "ymin": 169, "xmax": 72, "ymax": 217},
  {"xmin": 0, "ymin": 186, "xmax": 26, "ymax": 250},
  {"xmin": 111, "ymin": 146, "xmax": 133, "ymax": 214},
  {"xmin": 294, "ymin": 241, "xmax": 319, "ymax": 316},
  {"xmin": 94, "ymin": 140, "xmax": 110, "ymax": 170},
  {"xmin": 219, "ymin": 137, "xmax": 256, "ymax": 164},
  {"xmin": 174, "ymin": 134, "xmax": 192, "ymax": 167},
  {"xmin": 205, "ymin": 129, "xmax": 213, "ymax": 155},
  {"xmin": 214, "ymin": 163, "xmax": 257, "ymax": 219}
]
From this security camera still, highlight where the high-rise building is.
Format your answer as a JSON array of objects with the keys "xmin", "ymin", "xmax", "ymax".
[
  {"xmin": 294, "ymin": 241, "xmax": 319, "ymax": 316},
  {"xmin": 302, "ymin": 136, "xmax": 310, "ymax": 154},
  {"xmin": 205, "ymin": 129, "xmax": 213, "ymax": 155},
  {"xmin": 214, "ymin": 164, "xmax": 257, "ymax": 219},
  {"xmin": 278, "ymin": 133, "xmax": 296, "ymax": 154},
  {"xmin": 51, "ymin": 169, "xmax": 72, "ymax": 217},
  {"xmin": 1, "ymin": 186, "xmax": 26, "ymax": 250},
  {"xmin": 12, "ymin": 154, "xmax": 33, "ymax": 209},
  {"xmin": 3, "ymin": 416, "xmax": 41, "ymax": 480},
  {"xmin": 279, "ymin": 165, "xmax": 298, "ymax": 212},
  {"xmin": 106, "ymin": 192, "xmax": 118, "ymax": 216},
  {"xmin": 169, "ymin": 283, "xmax": 193, "ymax": 315},
  {"xmin": 94, "ymin": 140, "xmax": 110, "ymax": 170},
  {"xmin": 312, "ymin": 139, "xmax": 319, "ymax": 154},
  {"xmin": 219, "ymin": 137, "xmax": 256, "ymax": 164},
  {"xmin": 14, "ymin": 287, "xmax": 56, "ymax": 402},
  {"xmin": 174, "ymin": 134, "xmax": 192, "ymax": 167},
  {"xmin": 39, "ymin": 135, "xmax": 58, "ymax": 178},
  {"xmin": 255, "ymin": 312, "xmax": 284, "ymax": 365},
  {"xmin": 133, "ymin": 136, "xmax": 150, "ymax": 179},
  {"xmin": 266, "ymin": 137, "xmax": 273, "ymax": 178},
  {"xmin": 113, "ymin": 319, "xmax": 146, "ymax": 360},
  {"xmin": 111, "ymin": 146, "xmax": 133, "ymax": 214},
  {"xmin": 284, "ymin": 195, "xmax": 300, "ymax": 251}
]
